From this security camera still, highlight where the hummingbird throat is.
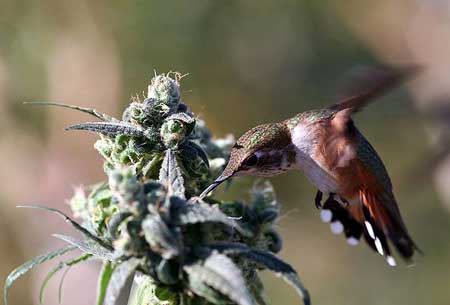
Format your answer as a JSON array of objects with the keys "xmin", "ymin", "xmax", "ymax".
[{"xmin": 245, "ymin": 146, "xmax": 298, "ymax": 177}]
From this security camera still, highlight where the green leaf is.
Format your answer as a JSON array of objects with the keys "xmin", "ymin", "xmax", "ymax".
[
  {"xmin": 18, "ymin": 205, "xmax": 113, "ymax": 251},
  {"xmin": 105, "ymin": 258, "xmax": 141, "ymax": 305},
  {"xmin": 206, "ymin": 242, "xmax": 310, "ymax": 305},
  {"xmin": 39, "ymin": 253, "xmax": 92, "ymax": 304},
  {"xmin": 107, "ymin": 212, "xmax": 133, "ymax": 239},
  {"xmin": 182, "ymin": 141, "xmax": 209, "ymax": 168},
  {"xmin": 281, "ymin": 273, "xmax": 311, "ymax": 305},
  {"xmin": 23, "ymin": 101, "xmax": 119, "ymax": 122},
  {"xmin": 142, "ymin": 215, "xmax": 182, "ymax": 259},
  {"xmin": 52, "ymin": 234, "xmax": 114, "ymax": 260},
  {"xmin": 96, "ymin": 261, "xmax": 114, "ymax": 305},
  {"xmin": 248, "ymin": 273, "xmax": 269, "ymax": 305},
  {"xmin": 127, "ymin": 275, "xmax": 154, "ymax": 305},
  {"xmin": 4, "ymin": 246, "xmax": 76, "ymax": 305},
  {"xmin": 173, "ymin": 202, "xmax": 252, "ymax": 237},
  {"xmin": 159, "ymin": 149, "xmax": 185, "ymax": 199},
  {"xmin": 166, "ymin": 113, "xmax": 196, "ymax": 136},
  {"xmin": 58, "ymin": 267, "xmax": 71, "ymax": 303},
  {"xmin": 184, "ymin": 251, "xmax": 255, "ymax": 305},
  {"xmin": 66, "ymin": 121, "xmax": 146, "ymax": 139}
]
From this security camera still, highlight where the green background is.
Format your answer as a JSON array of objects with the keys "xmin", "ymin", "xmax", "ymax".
[{"xmin": 0, "ymin": 1, "xmax": 449, "ymax": 305}]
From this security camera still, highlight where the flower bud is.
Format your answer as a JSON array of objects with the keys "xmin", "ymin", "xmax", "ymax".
[
  {"xmin": 148, "ymin": 75, "xmax": 180, "ymax": 107},
  {"xmin": 160, "ymin": 119, "xmax": 187, "ymax": 148}
]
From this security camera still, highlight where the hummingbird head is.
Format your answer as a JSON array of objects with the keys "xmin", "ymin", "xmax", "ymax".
[{"xmin": 200, "ymin": 122, "xmax": 294, "ymax": 198}]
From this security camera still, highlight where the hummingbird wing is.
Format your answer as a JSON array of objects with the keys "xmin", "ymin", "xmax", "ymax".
[
  {"xmin": 320, "ymin": 125, "xmax": 419, "ymax": 263},
  {"xmin": 354, "ymin": 134, "xmax": 420, "ymax": 259},
  {"xmin": 317, "ymin": 66, "xmax": 421, "ymax": 263},
  {"xmin": 328, "ymin": 65, "xmax": 419, "ymax": 116}
]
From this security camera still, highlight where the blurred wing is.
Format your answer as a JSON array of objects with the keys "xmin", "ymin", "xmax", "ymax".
[{"xmin": 328, "ymin": 65, "xmax": 419, "ymax": 115}]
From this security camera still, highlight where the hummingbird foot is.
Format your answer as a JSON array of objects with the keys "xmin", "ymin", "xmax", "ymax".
[{"xmin": 314, "ymin": 190, "xmax": 323, "ymax": 209}]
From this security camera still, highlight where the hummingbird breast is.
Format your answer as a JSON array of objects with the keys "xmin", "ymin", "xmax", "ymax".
[{"xmin": 289, "ymin": 122, "xmax": 340, "ymax": 193}]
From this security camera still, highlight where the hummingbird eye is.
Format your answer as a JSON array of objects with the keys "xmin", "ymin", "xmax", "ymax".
[{"xmin": 244, "ymin": 154, "xmax": 258, "ymax": 167}]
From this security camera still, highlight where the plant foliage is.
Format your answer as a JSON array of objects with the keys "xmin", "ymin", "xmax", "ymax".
[{"xmin": 5, "ymin": 72, "xmax": 310, "ymax": 305}]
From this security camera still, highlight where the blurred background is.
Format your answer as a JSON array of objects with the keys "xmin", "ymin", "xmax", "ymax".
[{"xmin": 1, "ymin": 1, "xmax": 450, "ymax": 304}]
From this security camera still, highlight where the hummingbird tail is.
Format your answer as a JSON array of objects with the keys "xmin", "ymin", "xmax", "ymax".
[
  {"xmin": 359, "ymin": 191, "xmax": 421, "ymax": 262},
  {"xmin": 319, "ymin": 192, "xmax": 420, "ymax": 266}
]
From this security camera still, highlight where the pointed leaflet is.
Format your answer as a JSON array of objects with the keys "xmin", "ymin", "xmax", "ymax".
[
  {"xmin": 66, "ymin": 122, "xmax": 145, "ymax": 138},
  {"xmin": 159, "ymin": 149, "xmax": 185, "ymax": 199},
  {"xmin": 57, "ymin": 267, "xmax": 71, "ymax": 303},
  {"xmin": 104, "ymin": 258, "xmax": 141, "ymax": 305},
  {"xmin": 207, "ymin": 242, "xmax": 310, "ymax": 305},
  {"xmin": 52, "ymin": 234, "xmax": 115, "ymax": 261},
  {"xmin": 184, "ymin": 251, "xmax": 255, "ymax": 305},
  {"xmin": 96, "ymin": 261, "xmax": 115, "ymax": 305},
  {"xmin": 4, "ymin": 246, "xmax": 76, "ymax": 305},
  {"xmin": 18, "ymin": 205, "xmax": 113, "ymax": 251},
  {"xmin": 172, "ymin": 201, "xmax": 252, "ymax": 237},
  {"xmin": 39, "ymin": 253, "xmax": 92, "ymax": 304},
  {"xmin": 23, "ymin": 101, "xmax": 119, "ymax": 122}
]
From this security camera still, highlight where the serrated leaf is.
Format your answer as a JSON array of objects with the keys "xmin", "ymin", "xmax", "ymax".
[
  {"xmin": 159, "ymin": 149, "xmax": 185, "ymax": 199},
  {"xmin": 18, "ymin": 205, "xmax": 113, "ymax": 251},
  {"xmin": 96, "ymin": 261, "xmax": 114, "ymax": 305},
  {"xmin": 4, "ymin": 246, "xmax": 76, "ymax": 305},
  {"xmin": 53, "ymin": 234, "xmax": 114, "ymax": 261},
  {"xmin": 142, "ymin": 215, "xmax": 182, "ymax": 259},
  {"xmin": 206, "ymin": 242, "xmax": 310, "ymax": 305},
  {"xmin": 104, "ymin": 258, "xmax": 140, "ymax": 305},
  {"xmin": 39, "ymin": 253, "xmax": 92, "ymax": 304},
  {"xmin": 184, "ymin": 252, "xmax": 255, "ymax": 305},
  {"xmin": 24, "ymin": 101, "xmax": 119, "ymax": 122},
  {"xmin": 173, "ymin": 202, "xmax": 252, "ymax": 237}
]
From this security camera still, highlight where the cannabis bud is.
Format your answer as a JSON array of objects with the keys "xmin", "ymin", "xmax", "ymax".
[{"xmin": 5, "ymin": 72, "xmax": 310, "ymax": 305}]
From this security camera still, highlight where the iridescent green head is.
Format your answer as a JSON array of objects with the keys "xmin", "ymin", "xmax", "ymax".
[{"xmin": 200, "ymin": 122, "xmax": 293, "ymax": 198}]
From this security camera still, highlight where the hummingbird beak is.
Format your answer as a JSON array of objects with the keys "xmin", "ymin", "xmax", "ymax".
[{"xmin": 198, "ymin": 173, "xmax": 232, "ymax": 199}]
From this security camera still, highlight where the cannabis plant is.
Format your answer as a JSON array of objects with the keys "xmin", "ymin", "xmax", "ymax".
[{"xmin": 4, "ymin": 73, "xmax": 310, "ymax": 305}]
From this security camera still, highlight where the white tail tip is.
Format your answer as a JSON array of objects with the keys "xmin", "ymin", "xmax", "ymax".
[
  {"xmin": 320, "ymin": 209, "xmax": 332, "ymax": 223},
  {"xmin": 330, "ymin": 221, "xmax": 344, "ymax": 235},
  {"xmin": 347, "ymin": 237, "xmax": 359, "ymax": 246},
  {"xmin": 386, "ymin": 256, "xmax": 397, "ymax": 267}
]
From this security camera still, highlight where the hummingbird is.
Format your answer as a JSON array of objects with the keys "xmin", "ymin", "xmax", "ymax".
[{"xmin": 199, "ymin": 66, "xmax": 421, "ymax": 266}]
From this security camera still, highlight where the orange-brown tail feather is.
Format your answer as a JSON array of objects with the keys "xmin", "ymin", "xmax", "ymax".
[
  {"xmin": 319, "ymin": 191, "xmax": 419, "ymax": 265},
  {"xmin": 358, "ymin": 189, "xmax": 419, "ymax": 261}
]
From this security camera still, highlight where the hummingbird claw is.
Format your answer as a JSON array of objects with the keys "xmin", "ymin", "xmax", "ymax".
[{"xmin": 314, "ymin": 190, "xmax": 323, "ymax": 209}]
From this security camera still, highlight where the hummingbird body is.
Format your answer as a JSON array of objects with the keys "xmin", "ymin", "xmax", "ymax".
[{"xmin": 200, "ymin": 67, "xmax": 420, "ymax": 265}]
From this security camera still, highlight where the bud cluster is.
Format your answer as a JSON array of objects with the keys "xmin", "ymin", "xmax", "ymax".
[{"xmin": 5, "ymin": 73, "xmax": 309, "ymax": 305}]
